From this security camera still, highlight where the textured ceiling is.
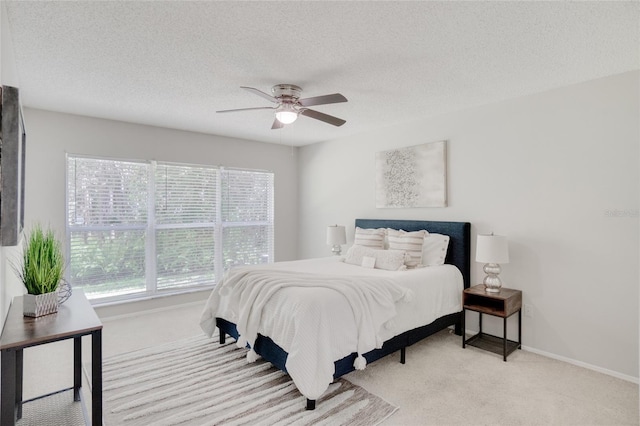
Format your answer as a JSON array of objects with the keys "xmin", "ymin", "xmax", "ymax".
[{"xmin": 4, "ymin": 1, "xmax": 639, "ymax": 146}]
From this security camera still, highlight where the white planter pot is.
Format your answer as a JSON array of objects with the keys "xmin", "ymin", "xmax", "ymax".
[{"xmin": 23, "ymin": 291, "xmax": 59, "ymax": 317}]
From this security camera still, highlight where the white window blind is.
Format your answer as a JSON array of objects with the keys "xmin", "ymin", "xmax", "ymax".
[
  {"xmin": 66, "ymin": 155, "xmax": 274, "ymax": 302},
  {"xmin": 67, "ymin": 157, "xmax": 148, "ymax": 298},
  {"xmin": 154, "ymin": 163, "xmax": 217, "ymax": 289},
  {"xmin": 68, "ymin": 157, "xmax": 148, "ymax": 226},
  {"xmin": 221, "ymin": 169, "xmax": 274, "ymax": 271}
]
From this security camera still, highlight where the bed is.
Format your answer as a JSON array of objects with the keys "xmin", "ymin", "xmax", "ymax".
[{"xmin": 200, "ymin": 219, "xmax": 471, "ymax": 410}]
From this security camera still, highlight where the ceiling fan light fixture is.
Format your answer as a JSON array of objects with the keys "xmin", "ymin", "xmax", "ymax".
[
  {"xmin": 275, "ymin": 101, "xmax": 298, "ymax": 124},
  {"xmin": 275, "ymin": 110, "xmax": 298, "ymax": 125},
  {"xmin": 219, "ymin": 84, "xmax": 347, "ymax": 129}
]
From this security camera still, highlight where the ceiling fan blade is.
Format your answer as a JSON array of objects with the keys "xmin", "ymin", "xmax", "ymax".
[
  {"xmin": 241, "ymin": 86, "xmax": 278, "ymax": 103},
  {"xmin": 298, "ymin": 93, "xmax": 347, "ymax": 107},
  {"xmin": 271, "ymin": 118, "xmax": 284, "ymax": 130},
  {"xmin": 300, "ymin": 109, "xmax": 346, "ymax": 127},
  {"xmin": 217, "ymin": 106, "xmax": 276, "ymax": 113}
]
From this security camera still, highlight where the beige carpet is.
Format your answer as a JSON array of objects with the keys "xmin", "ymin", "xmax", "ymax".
[
  {"xmin": 16, "ymin": 389, "xmax": 86, "ymax": 426},
  {"xmin": 101, "ymin": 334, "xmax": 398, "ymax": 426},
  {"xmin": 346, "ymin": 329, "xmax": 639, "ymax": 425}
]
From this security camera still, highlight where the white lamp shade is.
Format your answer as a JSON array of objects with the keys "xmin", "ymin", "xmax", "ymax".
[
  {"xmin": 476, "ymin": 234, "xmax": 509, "ymax": 264},
  {"xmin": 326, "ymin": 225, "xmax": 346, "ymax": 246}
]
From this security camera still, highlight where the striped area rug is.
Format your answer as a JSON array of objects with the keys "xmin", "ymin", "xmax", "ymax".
[{"xmin": 102, "ymin": 334, "xmax": 398, "ymax": 425}]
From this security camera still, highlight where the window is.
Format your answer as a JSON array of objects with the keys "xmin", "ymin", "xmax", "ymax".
[{"xmin": 66, "ymin": 155, "xmax": 274, "ymax": 302}]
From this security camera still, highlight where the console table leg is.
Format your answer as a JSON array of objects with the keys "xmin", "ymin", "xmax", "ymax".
[
  {"xmin": 74, "ymin": 337, "xmax": 82, "ymax": 401},
  {"xmin": 92, "ymin": 330, "xmax": 103, "ymax": 425},
  {"xmin": 16, "ymin": 349, "xmax": 23, "ymax": 419},
  {"xmin": 1, "ymin": 349, "xmax": 17, "ymax": 425}
]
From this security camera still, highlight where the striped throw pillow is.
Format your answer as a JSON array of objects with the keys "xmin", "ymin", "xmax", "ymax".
[
  {"xmin": 354, "ymin": 227, "xmax": 386, "ymax": 249},
  {"xmin": 387, "ymin": 228, "xmax": 427, "ymax": 268},
  {"xmin": 344, "ymin": 244, "xmax": 407, "ymax": 271}
]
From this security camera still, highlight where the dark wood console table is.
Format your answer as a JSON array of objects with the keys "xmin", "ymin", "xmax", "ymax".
[{"xmin": 0, "ymin": 290, "xmax": 102, "ymax": 425}]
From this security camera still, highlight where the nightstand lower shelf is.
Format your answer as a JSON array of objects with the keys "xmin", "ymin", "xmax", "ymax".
[{"xmin": 464, "ymin": 332, "xmax": 520, "ymax": 359}]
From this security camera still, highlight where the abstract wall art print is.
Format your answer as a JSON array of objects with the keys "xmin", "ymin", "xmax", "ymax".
[
  {"xmin": 0, "ymin": 86, "xmax": 26, "ymax": 246},
  {"xmin": 375, "ymin": 140, "xmax": 447, "ymax": 208}
]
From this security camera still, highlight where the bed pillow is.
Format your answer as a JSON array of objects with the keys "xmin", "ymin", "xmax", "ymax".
[
  {"xmin": 354, "ymin": 227, "xmax": 386, "ymax": 249},
  {"xmin": 422, "ymin": 233, "xmax": 450, "ymax": 266},
  {"xmin": 344, "ymin": 244, "xmax": 407, "ymax": 271},
  {"xmin": 387, "ymin": 229, "xmax": 427, "ymax": 268}
]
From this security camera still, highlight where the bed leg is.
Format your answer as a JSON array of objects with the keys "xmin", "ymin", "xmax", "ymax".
[
  {"xmin": 219, "ymin": 332, "xmax": 226, "ymax": 345},
  {"xmin": 454, "ymin": 320, "xmax": 463, "ymax": 336},
  {"xmin": 400, "ymin": 347, "xmax": 406, "ymax": 364},
  {"xmin": 306, "ymin": 399, "xmax": 316, "ymax": 410}
]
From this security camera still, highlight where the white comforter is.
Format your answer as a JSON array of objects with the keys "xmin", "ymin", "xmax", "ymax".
[{"xmin": 200, "ymin": 257, "xmax": 463, "ymax": 400}]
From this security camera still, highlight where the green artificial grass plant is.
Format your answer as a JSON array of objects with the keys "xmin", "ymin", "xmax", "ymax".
[{"xmin": 17, "ymin": 224, "xmax": 65, "ymax": 295}]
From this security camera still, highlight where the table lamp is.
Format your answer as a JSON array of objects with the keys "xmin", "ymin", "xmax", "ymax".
[
  {"xmin": 476, "ymin": 233, "xmax": 509, "ymax": 293},
  {"xmin": 326, "ymin": 225, "xmax": 346, "ymax": 255}
]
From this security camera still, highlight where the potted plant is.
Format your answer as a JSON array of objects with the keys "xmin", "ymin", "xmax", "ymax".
[{"xmin": 15, "ymin": 224, "xmax": 65, "ymax": 317}]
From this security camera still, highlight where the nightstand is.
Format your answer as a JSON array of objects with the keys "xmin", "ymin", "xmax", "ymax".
[{"xmin": 462, "ymin": 284, "xmax": 522, "ymax": 361}]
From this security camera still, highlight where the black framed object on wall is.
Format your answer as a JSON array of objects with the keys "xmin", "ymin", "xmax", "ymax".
[{"xmin": 0, "ymin": 86, "xmax": 26, "ymax": 246}]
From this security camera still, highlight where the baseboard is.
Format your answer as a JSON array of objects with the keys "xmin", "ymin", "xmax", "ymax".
[
  {"xmin": 462, "ymin": 328, "xmax": 638, "ymax": 385},
  {"xmin": 521, "ymin": 345, "xmax": 639, "ymax": 385}
]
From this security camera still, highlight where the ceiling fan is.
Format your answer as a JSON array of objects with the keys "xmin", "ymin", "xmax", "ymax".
[{"xmin": 217, "ymin": 84, "xmax": 347, "ymax": 129}]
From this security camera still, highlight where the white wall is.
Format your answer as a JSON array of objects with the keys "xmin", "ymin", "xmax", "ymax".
[
  {"xmin": 21, "ymin": 108, "xmax": 299, "ymax": 290},
  {"xmin": 1, "ymin": 1, "xmax": 18, "ymax": 86},
  {"xmin": 298, "ymin": 71, "xmax": 639, "ymax": 380}
]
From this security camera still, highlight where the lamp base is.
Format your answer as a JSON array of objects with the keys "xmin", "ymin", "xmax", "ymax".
[
  {"xmin": 482, "ymin": 263, "xmax": 502, "ymax": 293},
  {"xmin": 331, "ymin": 245, "xmax": 342, "ymax": 256}
]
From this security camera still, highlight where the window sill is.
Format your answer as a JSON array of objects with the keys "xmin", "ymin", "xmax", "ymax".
[{"xmin": 93, "ymin": 288, "xmax": 212, "ymax": 321}]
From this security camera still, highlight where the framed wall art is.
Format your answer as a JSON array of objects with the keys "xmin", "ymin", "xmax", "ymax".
[
  {"xmin": 375, "ymin": 140, "xmax": 447, "ymax": 208},
  {"xmin": 0, "ymin": 86, "xmax": 27, "ymax": 246}
]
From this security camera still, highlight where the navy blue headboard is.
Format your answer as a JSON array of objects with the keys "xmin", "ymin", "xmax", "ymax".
[{"xmin": 354, "ymin": 219, "xmax": 471, "ymax": 289}]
